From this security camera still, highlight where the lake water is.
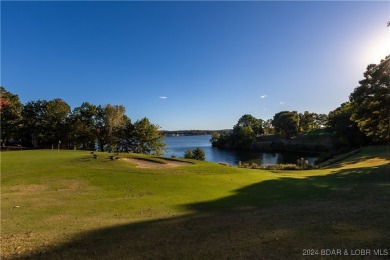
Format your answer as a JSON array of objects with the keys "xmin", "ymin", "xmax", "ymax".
[{"xmin": 163, "ymin": 135, "xmax": 318, "ymax": 166}]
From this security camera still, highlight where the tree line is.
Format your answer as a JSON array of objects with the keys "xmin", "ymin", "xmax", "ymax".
[
  {"xmin": 161, "ymin": 130, "xmax": 229, "ymax": 137},
  {"xmin": 211, "ymin": 55, "xmax": 390, "ymax": 151},
  {"xmin": 210, "ymin": 112, "xmax": 327, "ymax": 150},
  {"xmin": 0, "ymin": 91, "xmax": 166, "ymax": 154}
]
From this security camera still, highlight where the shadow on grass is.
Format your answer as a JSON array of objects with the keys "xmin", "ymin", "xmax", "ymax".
[{"xmin": 13, "ymin": 163, "xmax": 390, "ymax": 259}]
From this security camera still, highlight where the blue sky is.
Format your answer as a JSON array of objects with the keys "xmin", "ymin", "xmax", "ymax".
[{"xmin": 2, "ymin": 1, "xmax": 389, "ymax": 130}]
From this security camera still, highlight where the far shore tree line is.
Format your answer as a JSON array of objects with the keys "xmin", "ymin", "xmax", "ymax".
[
  {"xmin": 211, "ymin": 55, "xmax": 390, "ymax": 152},
  {"xmin": 210, "ymin": 112, "xmax": 328, "ymax": 150},
  {"xmin": 0, "ymin": 92, "xmax": 166, "ymax": 154}
]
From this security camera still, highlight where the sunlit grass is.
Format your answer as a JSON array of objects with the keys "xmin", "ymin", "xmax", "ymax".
[{"xmin": 1, "ymin": 146, "xmax": 389, "ymax": 259}]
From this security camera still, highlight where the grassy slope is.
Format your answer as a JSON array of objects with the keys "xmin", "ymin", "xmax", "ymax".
[{"xmin": 1, "ymin": 147, "xmax": 389, "ymax": 259}]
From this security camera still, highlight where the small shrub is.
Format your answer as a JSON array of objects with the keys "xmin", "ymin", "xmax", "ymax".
[
  {"xmin": 192, "ymin": 147, "xmax": 206, "ymax": 161},
  {"xmin": 184, "ymin": 150, "xmax": 193, "ymax": 159},
  {"xmin": 184, "ymin": 147, "xmax": 205, "ymax": 161}
]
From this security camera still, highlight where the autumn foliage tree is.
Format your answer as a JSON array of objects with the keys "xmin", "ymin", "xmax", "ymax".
[{"xmin": 0, "ymin": 87, "xmax": 23, "ymax": 146}]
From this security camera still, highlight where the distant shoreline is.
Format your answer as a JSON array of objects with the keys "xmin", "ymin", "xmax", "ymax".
[{"xmin": 162, "ymin": 130, "xmax": 231, "ymax": 137}]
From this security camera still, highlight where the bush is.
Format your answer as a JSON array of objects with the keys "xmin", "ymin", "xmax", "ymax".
[
  {"xmin": 192, "ymin": 147, "xmax": 206, "ymax": 161},
  {"xmin": 183, "ymin": 147, "xmax": 206, "ymax": 161},
  {"xmin": 239, "ymin": 163, "xmax": 314, "ymax": 170},
  {"xmin": 184, "ymin": 150, "xmax": 193, "ymax": 159}
]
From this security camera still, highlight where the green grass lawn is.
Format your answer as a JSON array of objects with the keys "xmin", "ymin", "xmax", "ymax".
[{"xmin": 1, "ymin": 147, "xmax": 389, "ymax": 259}]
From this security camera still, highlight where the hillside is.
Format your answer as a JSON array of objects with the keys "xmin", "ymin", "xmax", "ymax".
[{"xmin": 1, "ymin": 146, "xmax": 389, "ymax": 259}]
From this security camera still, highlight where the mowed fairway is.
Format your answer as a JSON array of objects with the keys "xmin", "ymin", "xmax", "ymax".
[{"xmin": 1, "ymin": 147, "xmax": 390, "ymax": 259}]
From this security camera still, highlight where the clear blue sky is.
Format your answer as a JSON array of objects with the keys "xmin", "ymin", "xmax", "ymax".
[{"xmin": 2, "ymin": 1, "xmax": 389, "ymax": 130}]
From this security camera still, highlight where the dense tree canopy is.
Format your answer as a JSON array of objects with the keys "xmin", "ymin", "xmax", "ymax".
[
  {"xmin": 129, "ymin": 118, "xmax": 166, "ymax": 155},
  {"xmin": 298, "ymin": 111, "xmax": 327, "ymax": 132},
  {"xmin": 1, "ymin": 87, "xmax": 165, "ymax": 154},
  {"xmin": 235, "ymin": 114, "xmax": 264, "ymax": 136},
  {"xmin": 45, "ymin": 99, "xmax": 71, "ymax": 146},
  {"xmin": 349, "ymin": 57, "xmax": 390, "ymax": 143},
  {"xmin": 327, "ymin": 102, "xmax": 367, "ymax": 149},
  {"xmin": 0, "ymin": 87, "xmax": 23, "ymax": 146},
  {"xmin": 272, "ymin": 111, "xmax": 299, "ymax": 140},
  {"xmin": 211, "ymin": 111, "xmax": 328, "ymax": 150},
  {"xmin": 69, "ymin": 102, "xmax": 98, "ymax": 150}
]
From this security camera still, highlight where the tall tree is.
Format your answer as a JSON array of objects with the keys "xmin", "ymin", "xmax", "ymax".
[
  {"xmin": 327, "ymin": 102, "xmax": 368, "ymax": 149},
  {"xmin": 104, "ymin": 104, "xmax": 126, "ymax": 152},
  {"xmin": 117, "ymin": 115, "xmax": 133, "ymax": 152},
  {"xmin": 299, "ymin": 111, "xmax": 316, "ymax": 132},
  {"xmin": 231, "ymin": 124, "xmax": 256, "ymax": 149},
  {"xmin": 272, "ymin": 111, "xmax": 299, "ymax": 140},
  {"xmin": 130, "ymin": 117, "xmax": 166, "ymax": 155},
  {"xmin": 21, "ymin": 99, "xmax": 70, "ymax": 148},
  {"xmin": 94, "ymin": 105, "xmax": 109, "ymax": 151},
  {"xmin": 45, "ymin": 99, "xmax": 71, "ymax": 148},
  {"xmin": 314, "ymin": 113, "xmax": 328, "ymax": 128},
  {"xmin": 235, "ymin": 114, "xmax": 264, "ymax": 136},
  {"xmin": 69, "ymin": 102, "xmax": 97, "ymax": 150},
  {"xmin": 349, "ymin": 56, "xmax": 390, "ymax": 143},
  {"xmin": 262, "ymin": 119, "xmax": 274, "ymax": 135},
  {"xmin": 21, "ymin": 100, "xmax": 48, "ymax": 147},
  {"xmin": 0, "ymin": 87, "xmax": 23, "ymax": 146}
]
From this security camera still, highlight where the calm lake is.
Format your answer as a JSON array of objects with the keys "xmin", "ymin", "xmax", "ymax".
[{"xmin": 163, "ymin": 135, "xmax": 318, "ymax": 166}]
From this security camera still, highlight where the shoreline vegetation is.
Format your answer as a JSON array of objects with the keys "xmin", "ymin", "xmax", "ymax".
[{"xmin": 161, "ymin": 129, "xmax": 231, "ymax": 136}]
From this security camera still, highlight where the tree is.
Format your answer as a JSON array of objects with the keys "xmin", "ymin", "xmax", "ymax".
[
  {"xmin": 235, "ymin": 114, "xmax": 264, "ymax": 136},
  {"xmin": 298, "ymin": 111, "xmax": 327, "ymax": 132},
  {"xmin": 94, "ymin": 105, "xmax": 109, "ymax": 151},
  {"xmin": 183, "ymin": 147, "xmax": 205, "ymax": 161},
  {"xmin": 21, "ymin": 100, "xmax": 47, "ymax": 147},
  {"xmin": 314, "ymin": 113, "xmax": 328, "ymax": 128},
  {"xmin": 272, "ymin": 111, "xmax": 299, "ymax": 139},
  {"xmin": 210, "ymin": 131, "xmax": 231, "ymax": 148},
  {"xmin": 327, "ymin": 102, "xmax": 368, "ymax": 149},
  {"xmin": 130, "ymin": 117, "xmax": 166, "ymax": 155},
  {"xmin": 117, "ymin": 115, "xmax": 133, "ymax": 152},
  {"xmin": 184, "ymin": 149, "xmax": 193, "ymax": 159},
  {"xmin": 210, "ymin": 132, "xmax": 220, "ymax": 146},
  {"xmin": 192, "ymin": 147, "xmax": 206, "ymax": 161},
  {"xmin": 92, "ymin": 104, "xmax": 128, "ymax": 152},
  {"xmin": 0, "ymin": 87, "xmax": 23, "ymax": 146},
  {"xmin": 231, "ymin": 124, "xmax": 256, "ymax": 149},
  {"xmin": 299, "ymin": 111, "xmax": 316, "ymax": 132},
  {"xmin": 104, "ymin": 104, "xmax": 126, "ymax": 152},
  {"xmin": 69, "ymin": 102, "xmax": 97, "ymax": 150},
  {"xmin": 21, "ymin": 99, "xmax": 70, "ymax": 148},
  {"xmin": 262, "ymin": 119, "xmax": 274, "ymax": 135},
  {"xmin": 45, "ymin": 99, "xmax": 71, "ymax": 148},
  {"xmin": 349, "ymin": 56, "xmax": 390, "ymax": 143}
]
